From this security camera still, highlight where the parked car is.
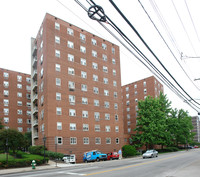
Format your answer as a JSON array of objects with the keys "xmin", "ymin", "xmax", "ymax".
[
  {"xmin": 83, "ymin": 150, "xmax": 107, "ymax": 162},
  {"xmin": 143, "ymin": 150, "xmax": 158, "ymax": 159},
  {"xmin": 107, "ymin": 152, "xmax": 119, "ymax": 160},
  {"xmin": 194, "ymin": 145, "xmax": 199, "ymax": 148},
  {"xmin": 62, "ymin": 154, "xmax": 76, "ymax": 164}
]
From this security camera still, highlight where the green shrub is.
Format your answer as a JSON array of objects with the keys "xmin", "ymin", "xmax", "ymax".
[
  {"xmin": 29, "ymin": 146, "xmax": 46, "ymax": 155},
  {"xmin": 122, "ymin": 145, "xmax": 137, "ymax": 158},
  {"xmin": 41, "ymin": 150, "xmax": 64, "ymax": 160}
]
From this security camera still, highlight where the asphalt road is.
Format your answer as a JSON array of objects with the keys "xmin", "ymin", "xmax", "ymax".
[{"xmin": 1, "ymin": 149, "xmax": 200, "ymax": 177}]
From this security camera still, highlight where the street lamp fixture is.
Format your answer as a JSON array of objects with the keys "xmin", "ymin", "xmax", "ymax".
[{"xmin": 43, "ymin": 136, "xmax": 46, "ymax": 164}]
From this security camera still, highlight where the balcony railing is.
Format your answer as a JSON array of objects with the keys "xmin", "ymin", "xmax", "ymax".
[
  {"xmin": 32, "ymin": 45, "xmax": 37, "ymax": 57},
  {"xmin": 32, "ymin": 57, "xmax": 37, "ymax": 68}
]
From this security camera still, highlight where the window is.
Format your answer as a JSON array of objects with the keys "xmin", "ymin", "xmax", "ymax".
[
  {"xmin": 112, "ymin": 47, "xmax": 115, "ymax": 54},
  {"xmin": 115, "ymin": 126, "xmax": 119, "ymax": 132},
  {"xmin": 82, "ymin": 110, "xmax": 88, "ymax": 118},
  {"xmin": 4, "ymin": 90, "xmax": 9, "ymax": 96},
  {"xmin": 27, "ymin": 111, "xmax": 31, "ymax": 116},
  {"xmin": 113, "ymin": 81, "xmax": 117, "ymax": 87},
  {"xmin": 95, "ymin": 125, "xmax": 100, "ymax": 132},
  {"xmin": 27, "ymin": 119, "xmax": 31, "ymax": 124},
  {"xmin": 68, "ymin": 81, "xmax": 75, "ymax": 90},
  {"xmin": 42, "ymin": 124, "xmax": 44, "ymax": 132},
  {"xmin": 41, "ymin": 109, "xmax": 44, "ymax": 120},
  {"xmin": 82, "ymin": 97, "xmax": 88, "ymax": 105},
  {"xmin": 17, "ymin": 109, "xmax": 22, "ymax": 115},
  {"xmin": 83, "ymin": 137, "xmax": 89, "ymax": 144},
  {"xmin": 94, "ymin": 112, "xmax": 100, "ymax": 121},
  {"xmin": 102, "ymin": 54, "xmax": 107, "ymax": 61},
  {"xmin": 114, "ymin": 92, "xmax": 117, "ymax": 98},
  {"xmin": 55, "ymin": 22, "xmax": 60, "ymax": 30},
  {"xmin": 26, "ymin": 85, "xmax": 31, "ymax": 92},
  {"xmin": 126, "ymin": 87, "xmax": 129, "ymax": 92},
  {"xmin": 92, "ymin": 50, "xmax": 97, "ymax": 57},
  {"xmin": 105, "ymin": 126, "xmax": 111, "ymax": 132},
  {"xmin": 80, "ymin": 46, "xmax": 86, "ymax": 53},
  {"xmin": 126, "ymin": 101, "xmax": 130, "ymax": 106},
  {"xmin": 83, "ymin": 124, "xmax": 89, "ymax": 131},
  {"xmin": 41, "ymin": 68, "xmax": 44, "ymax": 78},
  {"xmin": 68, "ymin": 67, "xmax": 75, "ymax": 75},
  {"xmin": 105, "ymin": 113, "xmax": 110, "ymax": 120},
  {"xmin": 68, "ymin": 41, "xmax": 74, "ymax": 48},
  {"xmin": 94, "ymin": 99, "xmax": 99, "ymax": 106},
  {"xmin": 143, "ymin": 81, "xmax": 146, "ymax": 87},
  {"xmin": 17, "ymin": 101, "xmax": 22, "ymax": 106},
  {"xmin": 113, "ymin": 69, "xmax": 116, "ymax": 76},
  {"xmin": 127, "ymin": 107, "xmax": 130, "ymax": 112},
  {"xmin": 81, "ymin": 71, "xmax": 87, "ymax": 79},
  {"xmin": 69, "ymin": 95, "xmax": 75, "ymax": 104},
  {"xmin": 135, "ymin": 98, "xmax": 138, "ymax": 102},
  {"xmin": 102, "ymin": 43, "xmax": 107, "ymax": 50},
  {"xmin": 114, "ymin": 103, "xmax": 118, "ymax": 109},
  {"xmin": 69, "ymin": 109, "xmax": 76, "ymax": 116},
  {"xmin": 103, "ymin": 78, "xmax": 108, "ymax": 84},
  {"xmin": 55, "ymin": 64, "xmax": 61, "ymax": 72},
  {"xmin": 103, "ymin": 66, "xmax": 108, "ymax": 73},
  {"xmin": 17, "ymin": 75, "xmax": 22, "ymax": 82},
  {"xmin": 17, "ymin": 118, "xmax": 23, "ymax": 124},
  {"xmin": 80, "ymin": 58, "xmax": 86, "ymax": 66},
  {"xmin": 4, "ymin": 99, "xmax": 9, "ymax": 106},
  {"xmin": 115, "ymin": 138, "xmax": 119, "ymax": 144},
  {"xmin": 17, "ymin": 92, "xmax": 22, "ymax": 97},
  {"xmin": 17, "ymin": 83, "xmax": 22, "ymax": 89},
  {"xmin": 4, "ymin": 108, "xmax": 9, "ymax": 115},
  {"xmin": 95, "ymin": 137, "xmax": 101, "ymax": 144},
  {"xmin": 26, "ymin": 102, "xmax": 30, "ymax": 107},
  {"xmin": 126, "ymin": 94, "xmax": 129, "ymax": 99},
  {"xmin": 112, "ymin": 58, "xmax": 116, "ymax": 64},
  {"xmin": 3, "ymin": 81, "xmax": 9, "ymax": 88},
  {"xmin": 104, "ymin": 101, "xmax": 109, "ymax": 108},
  {"xmin": 93, "ymin": 74, "xmax": 98, "ymax": 81},
  {"xmin": 68, "ymin": 54, "xmax": 74, "ymax": 62},
  {"xmin": 26, "ymin": 77, "xmax": 31, "ymax": 83},
  {"xmin": 81, "ymin": 84, "xmax": 87, "ymax": 92},
  {"xmin": 18, "ymin": 127, "xmax": 23, "ymax": 132},
  {"xmin": 80, "ymin": 33, "xmax": 86, "ymax": 41},
  {"xmin": 56, "ymin": 92, "xmax": 61, "ymax": 100},
  {"xmin": 70, "ymin": 137, "xmax": 77, "ymax": 144},
  {"xmin": 55, "ymin": 50, "xmax": 60, "ymax": 58},
  {"xmin": 92, "ymin": 62, "xmax": 98, "ymax": 69},
  {"xmin": 56, "ymin": 107, "xmax": 62, "ymax": 115},
  {"xmin": 106, "ymin": 138, "xmax": 111, "ymax": 144},
  {"xmin": 40, "ymin": 54, "xmax": 43, "ymax": 64},
  {"xmin": 127, "ymin": 121, "xmax": 131, "ymax": 126},
  {"xmin": 115, "ymin": 114, "xmax": 119, "ymax": 121},
  {"xmin": 3, "ymin": 72, "xmax": 9, "ymax": 78},
  {"xmin": 144, "ymin": 88, "xmax": 147, "ymax": 94},
  {"xmin": 4, "ymin": 117, "xmax": 9, "ymax": 124},
  {"xmin": 56, "ymin": 78, "xmax": 61, "ymax": 86},
  {"xmin": 57, "ymin": 137, "xmax": 63, "ymax": 145},
  {"xmin": 104, "ymin": 90, "xmax": 109, "ymax": 96},
  {"xmin": 135, "ymin": 91, "xmax": 138, "ymax": 95},
  {"xmin": 91, "ymin": 38, "xmax": 97, "ymax": 45},
  {"xmin": 41, "ymin": 95, "xmax": 44, "ymax": 105},
  {"xmin": 128, "ymin": 128, "xmax": 131, "ymax": 133},
  {"xmin": 70, "ymin": 123, "xmax": 76, "ymax": 130},
  {"xmin": 55, "ymin": 36, "xmax": 60, "ymax": 44},
  {"xmin": 134, "ymin": 84, "xmax": 137, "ymax": 89},
  {"xmin": 135, "ymin": 105, "xmax": 138, "ymax": 111},
  {"xmin": 93, "ymin": 87, "xmax": 99, "ymax": 94},
  {"xmin": 40, "ymin": 41, "xmax": 43, "ymax": 49},
  {"xmin": 67, "ymin": 28, "xmax": 74, "ymax": 35}
]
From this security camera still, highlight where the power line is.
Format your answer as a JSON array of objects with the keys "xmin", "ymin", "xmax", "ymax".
[
  {"xmin": 108, "ymin": 0, "xmax": 200, "ymax": 107},
  {"xmin": 138, "ymin": 0, "xmax": 200, "ymax": 92}
]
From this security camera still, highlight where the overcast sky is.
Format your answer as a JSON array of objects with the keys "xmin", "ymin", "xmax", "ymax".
[{"xmin": 0, "ymin": 0, "xmax": 200, "ymax": 116}]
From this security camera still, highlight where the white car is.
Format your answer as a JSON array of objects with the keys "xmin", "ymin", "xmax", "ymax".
[{"xmin": 142, "ymin": 150, "xmax": 158, "ymax": 159}]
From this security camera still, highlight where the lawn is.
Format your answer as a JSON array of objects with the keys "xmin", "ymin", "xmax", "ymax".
[{"xmin": 0, "ymin": 153, "xmax": 15, "ymax": 160}]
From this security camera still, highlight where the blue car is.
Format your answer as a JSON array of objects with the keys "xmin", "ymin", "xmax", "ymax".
[{"xmin": 83, "ymin": 150, "xmax": 107, "ymax": 162}]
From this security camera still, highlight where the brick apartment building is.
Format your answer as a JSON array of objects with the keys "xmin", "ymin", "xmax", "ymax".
[
  {"xmin": 191, "ymin": 116, "xmax": 200, "ymax": 142},
  {"xmin": 122, "ymin": 76, "xmax": 164, "ymax": 139},
  {"xmin": 31, "ymin": 13, "xmax": 124, "ymax": 162},
  {"xmin": 0, "ymin": 68, "xmax": 31, "ymax": 132}
]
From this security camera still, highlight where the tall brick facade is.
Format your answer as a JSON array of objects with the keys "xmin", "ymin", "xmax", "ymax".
[
  {"xmin": 122, "ymin": 76, "xmax": 164, "ymax": 139},
  {"xmin": 31, "ymin": 13, "xmax": 124, "ymax": 162},
  {"xmin": 0, "ymin": 68, "xmax": 31, "ymax": 132}
]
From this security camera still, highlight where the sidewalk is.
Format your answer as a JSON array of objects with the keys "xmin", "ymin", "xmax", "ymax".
[{"xmin": 0, "ymin": 160, "xmax": 82, "ymax": 175}]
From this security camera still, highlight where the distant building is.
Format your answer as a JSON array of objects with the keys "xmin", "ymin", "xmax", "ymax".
[
  {"xmin": 191, "ymin": 116, "xmax": 200, "ymax": 142},
  {"xmin": 0, "ymin": 68, "xmax": 31, "ymax": 132},
  {"xmin": 31, "ymin": 13, "xmax": 124, "ymax": 162},
  {"xmin": 121, "ymin": 76, "xmax": 164, "ymax": 142}
]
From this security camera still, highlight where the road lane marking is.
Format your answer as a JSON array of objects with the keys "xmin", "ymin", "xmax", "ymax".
[{"xmin": 84, "ymin": 154, "xmax": 183, "ymax": 176}]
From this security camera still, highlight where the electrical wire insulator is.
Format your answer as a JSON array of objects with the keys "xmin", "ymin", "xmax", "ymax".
[{"xmin": 88, "ymin": 5, "xmax": 106, "ymax": 22}]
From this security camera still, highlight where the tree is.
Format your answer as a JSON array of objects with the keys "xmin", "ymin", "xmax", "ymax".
[
  {"xmin": 0, "ymin": 118, "xmax": 4, "ymax": 129},
  {"xmin": 0, "ymin": 129, "xmax": 25, "ymax": 155},
  {"xmin": 24, "ymin": 132, "xmax": 32, "ymax": 151},
  {"xmin": 132, "ymin": 93, "xmax": 172, "ymax": 149}
]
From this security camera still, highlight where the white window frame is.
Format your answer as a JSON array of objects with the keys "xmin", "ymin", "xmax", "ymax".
[
  {"xmin": 70, "ymin": 123, "xmax": 76, "ymax": 131},
  {"xmin": 55, "ymin": 64, "xmax": 61, "ymax": 72},
  {"xmin": 67, "ymin": 41, "xmax": 74, "ymax": 48},
  {"xmin": 56, "ymin": 107, "xmax": 62, "ymax": 115},
  {"xmin": 69, "ymin": 109, "xmax": 76, "ymax": 116},
  {"xmin": 80, "ymin": 58, "xmax": 86, "ymax": 66},
  {"xmin": 82, "ymin": 110, "xmax": 88, "ymax": 118},
  {"xmin": 80, "ymin": 46, "xmax": 86, "ymax": 53},
  {"xmin": 68, "ymin": 67, "xmax": 75, "ymax": 75},
  {"xmin": 68, "ymin": 54, "xmax": 74, "ymax": 62}
]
